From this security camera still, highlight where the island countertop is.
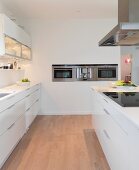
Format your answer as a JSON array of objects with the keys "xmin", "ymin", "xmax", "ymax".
[{"xmin": 91, "ymin": 85, "xmax": 139, "ymax": 130}]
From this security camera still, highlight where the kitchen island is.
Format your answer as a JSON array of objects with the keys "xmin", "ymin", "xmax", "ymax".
[{"xmin": 91, "ymin": 86, "xmax": 139, "ymax": 170}]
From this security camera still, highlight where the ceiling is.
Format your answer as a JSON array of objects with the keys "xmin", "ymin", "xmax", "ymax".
[{"xmin": 1, "ymin": 0, "xmax": 118, "ymax": 19}]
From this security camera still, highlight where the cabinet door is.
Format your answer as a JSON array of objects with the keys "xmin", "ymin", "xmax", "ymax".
[
  {"xmin": 3, "ymin": 14, "xmax": 31, "ymax": 47},
  {"xmin": 101, "ymin": 109, "xmax": 129, "ymax": 170},
  {"xmin": 22, "ymin": 45, "xmax": 31, "ymax": 60},
  {"xmin": 5, "ymin": 36, "xmax": 22, "ymax": 57},
  {"xmin": 91, "ymin": 90, "xmax": 106, "ymax": 146},
  {"xmin": 25, "ymin": 106, "xmax": 32, "ymax": 129},
  {"xmin": 128, "ymin": 130, "xmax": 139, "ymax": 170},
  {"xmin": 0, "ymin": 115, "xmax": 25, "ymax": 168},
  {"xmin": 25, "ymin": 99, "xmax": 40, "ymax": 129},
  {"xmin": 33, "ymin": 99, "xmax": 40, "ymax": 116},
  {"xmin": 0, "ymin": 99, "xmax": 25, "ymax": 136}
]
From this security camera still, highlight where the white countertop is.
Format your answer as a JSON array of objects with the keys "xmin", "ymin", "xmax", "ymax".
[
  {"xmin": 0, "ymin": 82, "xmax": 40, "ymax": 101},
  {"xmin": 91, "ymin": 85, "xmax": 139, "ymax": 93},
  {"xmin": 0, "ymin": 82, "xmax": 39, "ymax": 92},
  {"xmin": 91, "ymin": 85, "xmax": 139, "ymax": 129}
]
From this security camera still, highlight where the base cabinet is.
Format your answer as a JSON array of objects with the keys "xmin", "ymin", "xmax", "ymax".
[
  {"xmin": 92, "ymin": 91, "xmax": 130, "ymax": 170},
  {"xmin": 25, "ymin": 87, "xmax": 40, "ymax": 130},
  {"xmin": 25, "ymin": 99, "xmax": 40, "ymax": 129},
  {"xmin": 0, "ymin": 115, "xmax": 25, "ymax": 168},
  {"xmin": 0, "ymin": 83, "xmax": 40, "ymax": 168}
]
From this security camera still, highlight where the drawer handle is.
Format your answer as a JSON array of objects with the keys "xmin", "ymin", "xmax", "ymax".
[
  {"xmin": 7, "ymin": 104, "xmax": 15, "ymax": 110},
  {"xmin": 7, "ymin": 123, "xmax": 15, "ymax": 130},
  {"xmin": 26, "ymin": 107, "xmax": 31, "ymax": 112},
  {"xmin": 104, "ymin": 99, "xmax": 108, "ymax": 103},
  {"xmin": 103, "ymin": 130, "xmax": 111, "ymax": 140},
  {"xmin": 104, "ymin": 109, "xmax": 110, "ymax": 115},
  {"xmin": 36, "ymin": 99, "xmax": 39, "ymax": 102}
]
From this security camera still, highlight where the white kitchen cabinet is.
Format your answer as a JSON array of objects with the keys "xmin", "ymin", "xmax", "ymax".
[
  {"xmin": 91, "ymin": 90, "xmax": 105, "ymax": 144},
  {"xmin": 5, "ymin": 36, "xmax": 22, "ymax": 57},
  {"xmin": 25, "ymin": 87, "xmax": 40, "ymax": 129},
  {"xmin": 92, "ymin": 90, "xmax": 139, "ymax": 170},
  {"xmin": 0, "ymin": 83, "xmax": 40, "ymax": 168},
  {"xmin": 25, "ymin": 99, "xmax": 40, "ymax": 129},
  {"xmin": 22, "ymin": 44, "xmax": 32, "ymax": 60},
  {"xmin": 0, "ymin": 114, "xmax": 25, "ymax": 168},
  {"xmin": 25, "ymin": 89, "xmax": 40, "ymax": 110},
  {"xmin": 0, "ymin": 14, "xmax": 31, "ymax": 60},
  {"xmin": 0, "ymin": 99, "xmax": 25, "ymax": 136},
  {"xmin": 3, "ymin": 14, "xmax": 31, "ymax": 47},
  {"xmin": 92, "ymin": 91, "xmax": 129, "ymax": 170},
  {"xmin": 101, "ymin": 108, "xmax": 129, "ymax": 170},
  {"xmin": 129, "ymin": 132, "xmax": 139, "ymax": 170},
  {"xmin": 0, "ymin": 97, "xmax": 26, "ymax": 169}
]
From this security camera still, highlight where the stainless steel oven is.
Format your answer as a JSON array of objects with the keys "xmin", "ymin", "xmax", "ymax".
[
  {"xmin": 52, "ymin": 64, "xmax": 118, "ymax": 82},
  {"xmin": 52, "ymin": 65, "xmax": 76, "ymax": 82},
  {"xmin": 95, "ymin": 65, "xmax": 118, "ymax": 81}
]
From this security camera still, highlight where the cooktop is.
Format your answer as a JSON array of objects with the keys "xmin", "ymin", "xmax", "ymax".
[{"xmin": 103, "ymin": 92, "xmax": 139, "ymax": 107}]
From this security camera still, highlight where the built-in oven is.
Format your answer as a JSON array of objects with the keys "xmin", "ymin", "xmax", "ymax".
[
  {"xmin": 95, "ymin": 65, "xmax": 118, "ymax": 81},
  {"xmin": 52, "ymin": 65, "xmax": 76, "ymax": 82},
  {"xmin": 52, "ymin": 64, "xmax": 118, "ymax": 82}
]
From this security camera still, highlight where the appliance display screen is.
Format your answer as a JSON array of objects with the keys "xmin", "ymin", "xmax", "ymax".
[
  {"xmin": 54, "ymin": 69, "xmax": 72, "ymax": 78},
  {"xmin": 98, "ymin": 68, "xmax": 116, "ymax": 78}
]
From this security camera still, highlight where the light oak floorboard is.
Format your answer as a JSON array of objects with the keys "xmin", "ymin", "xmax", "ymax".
[{"xmin": 1, "ymin": 115, "xmax": 110, "ymax": 170}]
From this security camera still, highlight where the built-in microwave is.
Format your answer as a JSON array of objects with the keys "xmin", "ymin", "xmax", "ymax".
[
  {"xmin": 96, "ymin": 65, "xmax": 118, "ymax": 81},
  {"xmin": 52, "ymin": 64, "xmax": 118, "ymax": 82},
  {"xmin": 52, "ymin": 65, "xmax": 76, "ymax": 82}
]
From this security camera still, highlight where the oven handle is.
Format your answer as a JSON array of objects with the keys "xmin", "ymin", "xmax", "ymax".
[{"xmin": 53, "ymin": 68, "xmax": 73, "ymax": 70}]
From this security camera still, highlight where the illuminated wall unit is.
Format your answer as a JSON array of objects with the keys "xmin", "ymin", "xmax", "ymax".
[{"xmin": 0, "ymin": 14, "xmax": 31, "ymax": 60}]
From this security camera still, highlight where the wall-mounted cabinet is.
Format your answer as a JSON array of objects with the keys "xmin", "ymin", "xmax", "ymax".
[
  {"xmin": 22, "ymin": 44, "xmax": 31, "ymax": 60},
  {"xmin": 0, "ymin": 14, "xmax": 32, "ymax": 60}
]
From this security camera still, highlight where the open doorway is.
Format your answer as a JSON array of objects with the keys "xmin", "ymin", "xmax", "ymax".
[{"xmin": 121, "ymin": 54, "xmax": 132, "ymax": 82}]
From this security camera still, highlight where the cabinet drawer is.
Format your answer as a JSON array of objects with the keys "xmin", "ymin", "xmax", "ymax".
[
  {"xmin": 0, "ymin": 114, "xmax": 25, "ymax": 168},
  {"xmin": 25, "ymin": 89, "xmax": 40, "ymax": 110},
  {"xmin": 33, "ymin": 99, "xmax": 40, "ymax": 115},
  {"xmin": 102, "ymin": 100, "xmax": 138, "ymax": 135},
  {"xmin": 25, "ymin": 84, "xmax": 40, "ymax": 96},
  {"xmin": 25, "ymin": 99, "xmax": 39, "ymax": 129},
  {"xmin": 0, "ymin": 99, "xmax": 25, "ymax": 136},
  {"xmin": 100, "ymin": 113, "xmax": 129, "ymax": 170}
]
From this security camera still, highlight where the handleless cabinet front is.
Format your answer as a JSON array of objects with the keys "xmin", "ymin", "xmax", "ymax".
[
  {"xmin": 25, "ymin": 89, "xmax": 40, "ymax": 110},
  {"xmin": 25, "ymin": 86, "xmax": 40, "ymax": 130},
  {"xmin": 0, "ymin": 114, "xmax": 25, "ymax": 168},
  {"xmin": 0, "ymin": 99, "xmax": 25, "ymax": 136}
]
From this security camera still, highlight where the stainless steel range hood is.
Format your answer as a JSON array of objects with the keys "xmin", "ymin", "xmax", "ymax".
[{"xmin": 99, "ymin": 0, "xmax": 139, "ymax": 46}]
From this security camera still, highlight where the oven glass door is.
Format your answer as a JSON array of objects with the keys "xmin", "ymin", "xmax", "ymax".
[
  {"xmin": 54, "ymin": 69, "xmax": 72, "ymax": 79},
  {"xmin": 98, "ymin": 68, "xmax": 116, "ymax": 78}
]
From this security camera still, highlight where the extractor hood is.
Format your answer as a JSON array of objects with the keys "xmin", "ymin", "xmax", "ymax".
[{"xmin": 99, "ymin": 0, "xmax": 139, "ymax": 46}]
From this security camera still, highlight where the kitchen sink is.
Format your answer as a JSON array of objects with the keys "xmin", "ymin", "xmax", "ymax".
[{"xmin": 0, "ymin": 93, "xmax": 11, "ymax": 98}]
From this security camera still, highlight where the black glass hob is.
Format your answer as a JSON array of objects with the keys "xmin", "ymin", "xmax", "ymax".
[{"xmin": 103, "ymin": 92, "xmax": 139, "ymax": 107}]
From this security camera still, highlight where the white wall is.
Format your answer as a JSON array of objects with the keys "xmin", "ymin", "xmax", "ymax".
[{"xmin": 25, "ymin": 18, "xmax": 120, "ymax": 115}]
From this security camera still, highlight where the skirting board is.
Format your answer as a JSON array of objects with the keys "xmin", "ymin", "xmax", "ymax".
[{"xmin": 38, "ymin": 112, "xmax": 92, "ymax": 116}]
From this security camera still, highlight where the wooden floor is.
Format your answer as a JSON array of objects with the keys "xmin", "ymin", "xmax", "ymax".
[{"xmin": 1, "ymin": 115, "xmax": 110, "ymax": 170}]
